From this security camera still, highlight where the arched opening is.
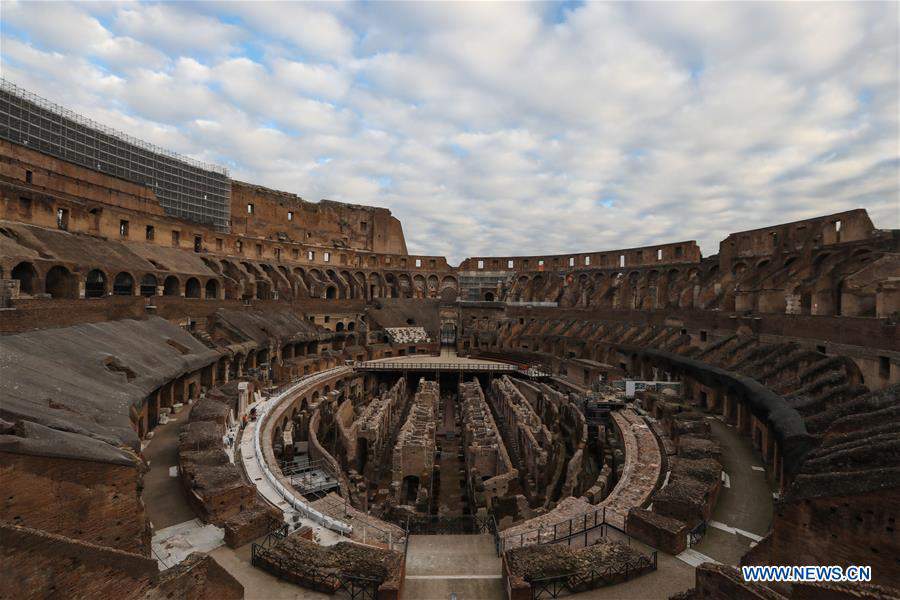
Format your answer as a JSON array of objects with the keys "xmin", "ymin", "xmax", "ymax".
[
  {"xmin": 402, "ymin": 475, "xmax": 420, "ymax": 504},
  {"xmin": 205, "ymin": 279, "xmax": 220, "ymax": 299},
  {"xmin": 140, "ymin": 274, "xmax": 158, "ymax": 297},
  {"xmin": 347, "ymin": 321, "xmax": 356, "ymax": 332},
  {"xmin": 335, "ymin": 322, "xmax": 345, "ymax": 332},
  {"xmin": 85, "ymin": 269, "xmax": 107, "ymax": 298},
  {"xmin": 357, "ymin": 438, "xmax": 369, "ymax": 473},
  {"xmin": 45, "ymin": 265, "xmax": 77, "ymax": 299},
  {"xmin": 326, "ymin": 286, "xmax": 337, "ymax": 299},
  {"xmin": 163, "ymin": 276, "xmax": 180, "ymax": 296},
  {"xmin": 255, "ymin": 279, "xmax": 271, "ymax": 300},
  {"xmin": 11, "ymin": 261, "xmax": 38, "ymax": 295},
  {"xmin": 484, "ymin": 291, "xmax": 495, "ymax": 302},
  {"xmin": 185, "ymin": 278, "xmax": 201, "ymax": 299},
  {"xmin": 112, "ymin": 272, "xmax": 135, "ymax": 296}
]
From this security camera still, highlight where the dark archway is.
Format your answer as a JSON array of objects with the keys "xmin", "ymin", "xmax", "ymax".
[
  {"xmin": 402, "ymin": 475, "xmax": 420, "ymax": 504},
  {"xmin": 45, "ymin": 265, "xmax": 77, "ymax": 299},
  {"xmin": 185, "ymin": 277, "xmax": 201, "ymax": 299},
  {"xmin": 140, "ymin": 274, "xmax": 158, "ymax": 297},
  {"xmin": 112, "ymin": 272, "xmax": 135, "ymax": 296},
  {"xmin": 85, "ymin": 269, "xmax": 107, "ymax": 298},
  {"xmin": 11, "ymin": 261, "xmax": 38, "ymax": 295},
  {"xmin": 163, "ymin": 276, "xmax": 180, "ymax": 296},
  {"xmin": 205, "ymin": 278, "xmax": 220, "ymax": 299}
]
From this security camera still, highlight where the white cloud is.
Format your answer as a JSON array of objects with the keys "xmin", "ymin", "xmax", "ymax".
[{"xmin": 0, "ymin": 1, "xmax": 896, "ymax": 264}]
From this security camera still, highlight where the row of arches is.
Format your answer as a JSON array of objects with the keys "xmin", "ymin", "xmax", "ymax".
[
  {"xmin": 5, "ymin": 257, "xmax": 460, "ymax": 304},
  {"xmin": 5, "ymin": 261, "xmax": 222, "ymax": 300}
]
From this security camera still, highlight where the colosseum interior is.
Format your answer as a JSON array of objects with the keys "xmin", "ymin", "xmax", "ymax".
[{"xmin": 0, "ymin": 80, "xmax": 898, "ymax": 600}]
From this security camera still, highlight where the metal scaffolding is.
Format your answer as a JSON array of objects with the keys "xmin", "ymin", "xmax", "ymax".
[{"xmin": 0, "ymin": 78, "xmax": 231, "ymax": 230}]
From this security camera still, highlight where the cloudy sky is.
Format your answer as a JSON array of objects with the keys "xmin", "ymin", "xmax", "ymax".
[{"xmin": 1, "ymin": 1, "xmax": 898, "ymax": 264}]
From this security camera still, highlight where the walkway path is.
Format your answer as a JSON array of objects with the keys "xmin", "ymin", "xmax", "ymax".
[
  {"xmin": 142, "ymin": 408, "xmax": 196, "ymax": 530},
  {"xmin": 403, "ymin": 534, "xmax": 504, "ymax": 599},
  {"xmin": 239, "ymin": 366, "xmax": 353, "ymax": 545},
  {"xmin": 689, "ymin": 416, "xmax": 774, "ymax": 566}
]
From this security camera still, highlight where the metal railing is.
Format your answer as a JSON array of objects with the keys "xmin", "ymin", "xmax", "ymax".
[
  {"xmin": 251, "ymin": 366, "xmax": 355, "ymax": 535},
  {"xmin": 251, "ymin": 529, "xmax": 383, "ymax": 600},
  {"xmin": 402, "ymin": 513, "xmax": 498, "ymax": 537},
  {"xmin": 500, "ymin": 508, "xmax": 606, "ymax": 552},
  {"xmin": 354, "ymin": 361, "xmax": 520, "ymax": 372},
  {"xmin": 527, "ymin": 551, "xmax": 658, "ymax": 599}
]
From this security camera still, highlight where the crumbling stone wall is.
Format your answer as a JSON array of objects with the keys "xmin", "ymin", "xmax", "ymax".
[
  {"xmin": 353, "ymin": 378, "xmax": 407, "ymax": 477},
  {"xmin": 391, "ymin": 379, "xmax": 438, "ymax": 509},
  {"xmin": 252, "ymin": 533, "xmax": 404, "ymax": 599},
  {"xmin": 459, "ymin": 379, "xmax": 518, "ymax": 514},
  {"xmin": 490, "ymin": 376, "xmax": 552, "ymax": 503},
  {"xmin": 178, "ymin": 387, "xmax": 282, "ymax": 539}
]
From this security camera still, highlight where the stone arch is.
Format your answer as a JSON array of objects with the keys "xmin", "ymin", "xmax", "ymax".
[
  {"xmin": 368, "ymin": 272, "xmax": 383, "ymax": 299},
  {"xmin": 255, "ymin": 278, "xmax": 272, "ymax": 300},
  {"xmin": 397, "ymin": 273, "xmax": 412, "ymax": 298},
  {"xmin": 812, "ymin": 252, "xmax": 833, "ymax": 275},
  {"xmin": 384, "ymin": 272, "xmax": 397, "ymax": 298},
  {"xmin": 426, "ymin": 274, "xmax": 439, "ymax": 297},
  {"xmin": 220, "ymin": 260, "xmax": 248, "ymax": 299},
  {"xmin": 205, "ymin": 278, "xmax": 220, "ymax": 299},
  {"xmin": 140, "ymin": 274, "xmax": 158, "ymax": 297},
  {"xmin": 163, "ymin": 275, "xmax": 181, "ymax": 296},
  {"xmin": 341, "ymin": 270, "xmax": 355, "ymax": 298},
  {"xmin": 112, "ymin": 272, "xmax": 135, "ymax": 296},
  {"xmin": 85, "ymin": 269, "xmax": 108, "ymax": 298},
  {"xmin": 11, "ymin": 261, "xmax": 38, "ymax": 295},
  {"xmin": 412, "ymin": 274, "xmax": 426, "ymax": 298},
  {"xmin": 45, "ymin": 265, "xmax": 77, "ymax": 299},
  {"xmin": 185, "ymin": 277, "xmax": 201, "ymax": 299}
]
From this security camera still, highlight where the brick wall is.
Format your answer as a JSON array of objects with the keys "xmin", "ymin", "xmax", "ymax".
[
  {"xmin": 0, "ymin": 522, "xmax": 158, "ymax": 600},
  {"xmin": 625, "ymin": 508, "xmax": 687, "ymax": 555},
  {"xmin": 693, "ymin": 563, "xmax": 786, "ymax": 600},
  {"xmin": 0, "ymin": 451, "xmax": 150, "ymax": 555},
  {"xmin": 771, "ymin": 491, "xmax": 899, "ymax": 589},
  {"xmin": 0, "ymin": 296, "xmax": 146, "ymax": 333}
]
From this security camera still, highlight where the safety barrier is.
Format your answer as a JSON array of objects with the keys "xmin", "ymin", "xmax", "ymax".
[{"xmin": 252, "ymin": 366, "xmax": 354, "ymax": 535}]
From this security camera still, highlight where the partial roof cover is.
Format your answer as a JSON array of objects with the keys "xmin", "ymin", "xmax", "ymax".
[{"xmin": 0, "ymin": 317, "xmax": 219, "ymax": 450}]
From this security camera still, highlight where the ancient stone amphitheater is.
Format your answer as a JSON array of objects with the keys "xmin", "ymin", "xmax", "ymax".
[{"xmin": 0, "ymin": 81, "xmax": 897, "ymax": 600}]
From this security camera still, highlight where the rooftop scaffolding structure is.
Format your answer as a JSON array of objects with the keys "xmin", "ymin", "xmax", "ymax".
[{"xmin": 0, "ymin": 78, "xmax": 231, "ymax": 230}]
